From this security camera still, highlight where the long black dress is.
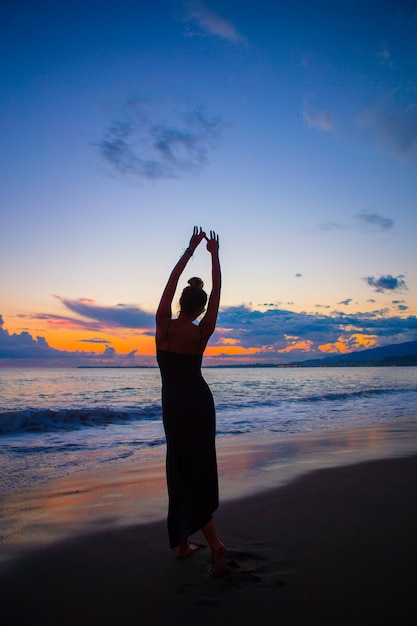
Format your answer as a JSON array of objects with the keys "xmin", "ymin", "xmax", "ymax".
[{"xmin": 157, "ymin": 348, "xmax": 219, "ymax": 549}]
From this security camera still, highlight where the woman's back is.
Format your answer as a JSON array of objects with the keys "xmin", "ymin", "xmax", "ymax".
[{"xmin": 157, "ymin": 318, "xmax": 206, "ymax": 354}]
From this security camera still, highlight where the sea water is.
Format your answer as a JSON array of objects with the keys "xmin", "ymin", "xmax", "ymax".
[{"xmin": 1, "ymin": 366, "xmax": 416, "ymax": 493}]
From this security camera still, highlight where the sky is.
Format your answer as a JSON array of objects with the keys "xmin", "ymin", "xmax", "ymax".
[{"xmin": 1, "ymin": 0, "xmax": 417, "ymax": 366}]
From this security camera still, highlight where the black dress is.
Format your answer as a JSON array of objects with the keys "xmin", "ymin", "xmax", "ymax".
[{"xmin": 157, "ymin": 348, "xmax": 219, "ymax": 549}]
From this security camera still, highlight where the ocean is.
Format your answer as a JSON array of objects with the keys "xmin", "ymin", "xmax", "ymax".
[{"xmin": 1, "ymin": 366, "xmax": 417, "ymax": 494}]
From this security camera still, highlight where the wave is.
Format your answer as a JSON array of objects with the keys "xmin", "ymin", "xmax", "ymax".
[
  {"xmin": 1, "ymin": 386, "xmax": 414, "ymax": 436},
  {"xmin": 299, "ymin": 388, "xmax": 401, "ymax": 403},
  {"xmin": 218, "ymin": 386, "xmax": 414, "ymax": 411},
  {"xmin": 0, "ymin": 405, "xmax": 162, "ymax": 435}
]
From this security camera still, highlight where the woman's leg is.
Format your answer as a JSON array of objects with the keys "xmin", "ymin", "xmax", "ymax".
[{"xmin": 201, "ymin": 519, "xmax": 227, "ymax": 575}]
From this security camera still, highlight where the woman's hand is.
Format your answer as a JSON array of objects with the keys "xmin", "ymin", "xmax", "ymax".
[
  {"xmin": 188, "ymin": 226, "xmax": 206, "ymax": 252},
  {"xmin": 206, "ymin": 230, "xmax": 219, "ymax": 254}
]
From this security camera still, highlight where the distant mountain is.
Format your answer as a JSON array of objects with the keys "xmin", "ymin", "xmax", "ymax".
[{"xmin": 290, "ymin": 340, "xmax": 417, "ymax": 367}]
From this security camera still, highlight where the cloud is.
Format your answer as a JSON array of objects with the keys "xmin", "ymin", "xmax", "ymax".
[
  {"xmin": 354, "ymin": 211, "xmax": 394, "ymax": 231},
  {"xmin": 3, "ymin": 301, "xmax": 417, "ymax": 366},
  {"xmin": 364, "ymin": 274, "xmax": 408, "ymax": 293},
  {"xmin": 102, "ymin": 346, "xmax": 117, "ymax": 358},
  {"xmin": 216, "ymin": 306, "xmax": 337, "ymax": 351},
  {"xmin": 182, "ymin": 1, "xmax": 245, "ymax": 43},
  {"xmin": 338, "ymin": 299, "xmax": 353, "ymax": 306},
  {"xmin": 357, "ymin": 98, "xmax": 417, "ymax": 158},
  {"xmin": 0, "ymin": 314, "xmax": 59, "ymax": 360},
  {"xmin": 258, "ymin": 303, "xmax": 280, "ymax": 308},
  {"xmin": 303, "ymin": 98, "xmax": 335, "ymax": 132},
  {"xmin": 319, "ymin": 212, "xmax": 394, "ymax": 234},
  {"xmin": 16, "ymin": 311, "xmax": 105, "ymax": 333},
  {"xmin": 77, "ymin": 337, "xmax": 112, "ymax": 344},
  {"xmin": 318, "ymin": 221, "xmax": 345, "ymax": 231},
  {"xmin": 392, "ymin": 299, "xmax": 409, "ymax": 311},
  {"xmin": 0, "ymin": 314, "xmax": 94, "ymax": 364},
  {"xmin": 56, "ymin": 297, "xmax": 155, "ymax": 329},
  {"xmin": 376, "ymin": 44, "xmax": 393, "ymax": 67},
  {"xmin": 0, "ymin": 315, "xmax": 145, "ymax": 366},
  {"xmin": 212, "ymin": 305, "xmax": 417, "ymax": 361},
  {"xmin": 16, "ymin": 297, "xmax": 155, "ymax": 334},
  {"xmin": 97, "ymin": 100, "xmax": 226, "ymax": 181},
  {"xmin": 295, "ymin": 273, "xmax": 303, "ymax": 278}
]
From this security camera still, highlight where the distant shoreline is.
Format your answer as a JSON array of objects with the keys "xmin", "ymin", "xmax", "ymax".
[{"xmin": 76, "ymin": 362, "xmax": 417, "ymax": 369}]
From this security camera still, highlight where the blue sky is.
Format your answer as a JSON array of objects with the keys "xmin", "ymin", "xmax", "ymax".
[{"xmin": 1, "ymin": 0, "xmax": 417, "ymax": 365}]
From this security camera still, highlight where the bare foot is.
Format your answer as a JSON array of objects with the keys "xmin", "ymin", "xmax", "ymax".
[
  {"xmin": 210, "ymin": 542, "xmax": 227, "ymax": 576},
  {"xmin": 176, "ymin": 542, "xmax": 206, "ymax": 559}
]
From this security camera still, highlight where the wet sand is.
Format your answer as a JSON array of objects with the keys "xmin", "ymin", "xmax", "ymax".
[{"xmin": 1, "ymin": 424, "xmax": 417, "ymax": 625}]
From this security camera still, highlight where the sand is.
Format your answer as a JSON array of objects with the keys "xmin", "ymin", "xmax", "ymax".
[{"xmin": 1, "ymin": 426, "xmax": 417, "ymax": 625}]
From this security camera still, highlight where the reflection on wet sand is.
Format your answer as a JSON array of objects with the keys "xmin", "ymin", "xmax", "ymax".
[
  {"xmin": 1, "ymin": 419, "xmax": 417, "ymax": 570},
  {"xmin": 0, "ymin": 459, "xmax": 168, "ymax": 570},
  {"xmin": 216, "ymin": 420, "xmax": 417, "ymax": 499}
]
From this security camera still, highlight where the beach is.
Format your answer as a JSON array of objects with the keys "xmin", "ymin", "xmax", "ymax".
[{"xmin": 1, "ymin": 425, "xmax": 417, "ymax": 626}]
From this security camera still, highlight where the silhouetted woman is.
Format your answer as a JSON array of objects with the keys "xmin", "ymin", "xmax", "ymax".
[{"xmin": 156, "ymin": 226, "xmax": 226, "ymax": 574}]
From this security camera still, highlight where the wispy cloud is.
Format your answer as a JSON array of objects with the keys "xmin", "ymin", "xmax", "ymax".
[
  {"xmin": 318, "ymin": 211, "xmax": 394, "ymax": 234},
  {"xmin": 17, "ymin": 297, "xmax": 155, "ymax": 333},
  {"xmin": 338, "ymin": 299, "xmax": 353, "ymax": 306},
  {"xmin": 303, "ymin": 96, "xmax": 335, "ymax": 132},
  {"xmin": 318, "ymin": 221, "xmax": 346, "ymax": 232},
  {"xmin": 16, "ymin": 311, "xmax": 104, "ymax": 333},
  {"xmin": 376, "ymin": 44, "xmax": 393, "ymax": 67},
  {"xmin": 357, "ymin": 97, "xmax": 417, "ymax": 159},
  {"xmin": 77, "ymin": 337, "xmax": 112, "ymax": 344},
  {"xmin": 364, "ymin": 274, "xmax": 408, "ymax": 293},
  {"xmin": 182, "ymin": 1, "xmax": 245, "ymax": 43},
  {"xmin": 56, "ymin": 297, "xmax": 154, "ymax": 330},
  {"xmin": 97, "ymin": 99, "xmax": 226, "ymax": 181},
  {"xmin": 354, "ymin": 211, "xmax": 394, "ymax": 231}
]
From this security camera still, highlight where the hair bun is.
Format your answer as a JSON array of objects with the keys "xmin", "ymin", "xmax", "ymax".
[{"xmin": 188, "ymin": 276, "xmax": 204, "ymax": 290}]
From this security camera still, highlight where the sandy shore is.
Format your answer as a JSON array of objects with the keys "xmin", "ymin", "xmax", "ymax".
[{"xmin": 1, "ymin": 425, "xmax": 417, "ymax": 625}]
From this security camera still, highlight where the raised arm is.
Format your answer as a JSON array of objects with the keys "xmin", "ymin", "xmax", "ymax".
[
  {"xmin": 199, "ymin": 231, "xmax": 221, "ymax": 339},
  {"xmin": 156, "ymin": 226, "xmax": 206, "ymax": 325}
]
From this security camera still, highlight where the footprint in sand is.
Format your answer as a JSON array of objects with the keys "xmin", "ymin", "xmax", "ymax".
[
  {"xmin": 177, "ymin": 544, "xmax": 291, "ymax": 605},
  {"xmin": 220, "ymin": 547, "xmax": 289, "ymax": 589}
]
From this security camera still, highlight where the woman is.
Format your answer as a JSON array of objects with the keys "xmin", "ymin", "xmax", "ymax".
[{"xmin": 156, "ymin": 226, "xmax": 226, "ymax": 575}]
